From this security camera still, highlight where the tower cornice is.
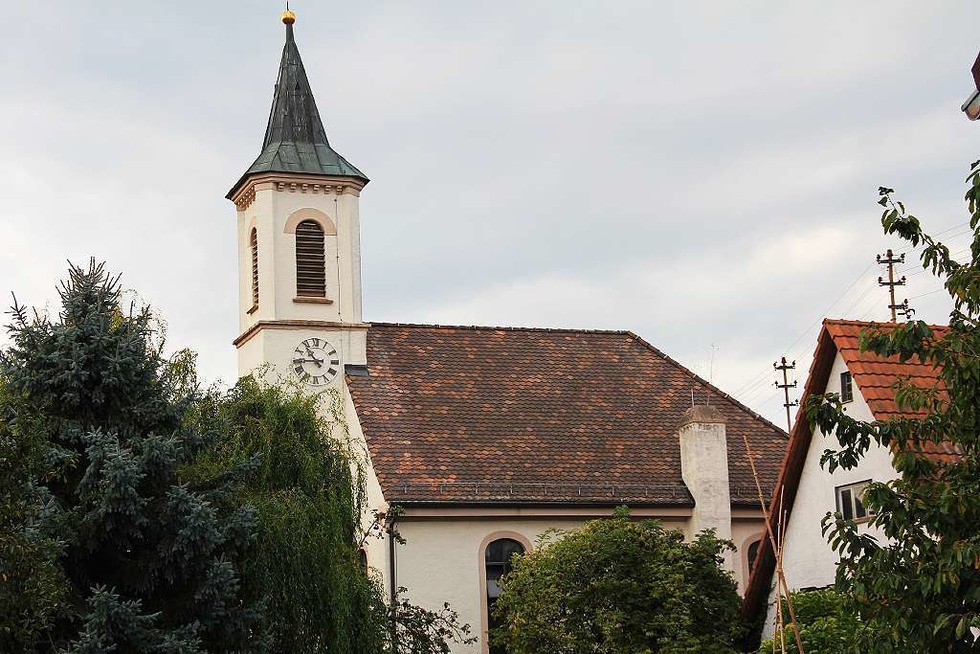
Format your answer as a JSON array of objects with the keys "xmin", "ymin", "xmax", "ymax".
[
  {"xmin": 234, "ymin": 319, "xmax": 371, "ymax": 348},
  {"xmin": 230, "ymin": 172, "xmax": 366, "ymax": 211}
]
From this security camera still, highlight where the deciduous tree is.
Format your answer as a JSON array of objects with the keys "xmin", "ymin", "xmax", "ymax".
[
  {"xmin": 808, "ymin": 160, "xmax": 980, "ymax": 651},
  {"xmin": 493, "ymin": 508, "xmax": 741, "ymax": 654},
  {"xmin": 189, "ymin": 378, "xmax": 385, "ymax": 653}
]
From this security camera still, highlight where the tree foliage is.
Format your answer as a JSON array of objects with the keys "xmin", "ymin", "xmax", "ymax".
[
  {"xmin": 0, "ymin": 261, "xmax": 262, "ymax": 652},
  {"xmin": 493, "ymin": 508, "xmax": 741, "ymax": 654},
  {"xmin": 806, "ymin": 160, "xmax": 980, "ymax": 652},
  {"xmin": 0, "ymin": 376, "xmax": 68, "ymax": 648},
  {"xmin": 188, "ymin": 377, "xmax": 385, "ymax": 653},
  {"xmin": 385, "ymin": 587, "xmax": 475, "ymax": 654},
  {"xmin": 759, "ymin": 588, "xmax": 862, "ymax": 653}
]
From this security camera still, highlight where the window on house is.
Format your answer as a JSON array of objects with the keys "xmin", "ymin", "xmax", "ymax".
[
  {"xmin": 249, "ymin": 228, "xmax": 259, "ymax": 309},
  {"xmin": 295, "ymin": 219, "xmax": 326, "ymax": 297},
  {"xmin": 835, "ymin": 480, "xmax": 870, "ymax": 521},
  {"xmin": 840, "ymin": 371, "xmax": 854, "ymax": 403},
  {"xmin": 486, "ymin": 538, "xmax": 525, "ymax": 654}
]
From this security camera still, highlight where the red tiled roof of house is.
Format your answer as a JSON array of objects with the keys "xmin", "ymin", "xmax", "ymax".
[
  {"xmin": 826, "ymin": 320, "xmax": 957, "ymax": 463},
  {"xmin": 826, "ymin": 320, "xmax": 948, "ymax": 421},
  {"xmin": 347, "ymin": 323, "xmax": 788, "ymax": 506}
]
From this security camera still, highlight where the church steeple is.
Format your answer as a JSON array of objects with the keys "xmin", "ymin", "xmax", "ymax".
[
  {"xmin": 228, "ymin": 10, "xmax": 367, "ymax": 199},
  {"xmin": 229, "ymin": 9, "xmax": 369, "ymax": 379}
]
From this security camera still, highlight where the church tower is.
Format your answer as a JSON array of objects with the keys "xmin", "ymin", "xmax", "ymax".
[{"xmin": 227, "ymin": 10, "xmax": 369, "ymax": 386}]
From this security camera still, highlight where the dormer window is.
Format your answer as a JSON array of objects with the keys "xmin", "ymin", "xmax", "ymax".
[
  {"xmin": 295, "ymin": 219, "xmax": 326, "ymax": 298},
  {"xmin": 840, "ymin": 371, "xmax": 854, "ymax": 403}
]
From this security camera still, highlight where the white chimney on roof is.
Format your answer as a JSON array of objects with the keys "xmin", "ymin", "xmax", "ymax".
[{"xmin": 678, "ymin": 405, "xmax": 733, "ymax": 566}]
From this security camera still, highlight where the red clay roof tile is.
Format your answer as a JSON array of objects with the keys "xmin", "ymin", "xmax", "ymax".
[
  {"xmin": 825, "ymin": 320, "xmax": 947, "ymax": 422},
  {"xmin": 348, "ymin": 323, "xmax": 788, "ymax": 506}
]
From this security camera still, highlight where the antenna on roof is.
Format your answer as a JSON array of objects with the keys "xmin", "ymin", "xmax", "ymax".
[
  {"xmin": 773, "ymin": 357, "xmax": 798, "ymax": 433},
  {"xmin": 877, "ymin": 249, "xmax": 907, "ymax": 323}
]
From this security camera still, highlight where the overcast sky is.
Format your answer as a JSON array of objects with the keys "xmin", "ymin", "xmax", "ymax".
[{"xmin": 2, "ymin": 1, "xmax": 978, "ymax": 427}]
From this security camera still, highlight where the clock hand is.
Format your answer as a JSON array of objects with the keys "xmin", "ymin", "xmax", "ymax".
[{"xmin": 302, "ymin": 344, "xmax": 324, "ymax": 367}]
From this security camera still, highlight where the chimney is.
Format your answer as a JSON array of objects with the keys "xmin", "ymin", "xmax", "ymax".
[{"xmin": 678, "ymin": 405, "xmax": 733, "ymax": 565}]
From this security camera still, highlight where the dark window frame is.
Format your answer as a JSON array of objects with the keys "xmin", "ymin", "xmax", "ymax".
[
  {"xmin": 840, "ymin": 371, "xmax": 854, "ymax": 403},
  {"xmin": 835, "ymin": 479, "xmax": 871, "ymax": 521},
  {"xmin": 485, "ymin": 538, "xmax": 525, "ymax": 654}
]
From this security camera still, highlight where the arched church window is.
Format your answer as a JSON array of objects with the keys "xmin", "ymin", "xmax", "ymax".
[
  {"xmin": 485, "ymin": 538, "xmax": 524, "ymax": 654},
  {"xmin": 747, "ymin": 538, "xmax": 761, "ymax": 573},
  {"xmin": 295, "ymin": 219, "xmax": 326, "ymax": 298},
  {"xmin": 249, "ymin": 228, "xmax": 259, "ymax": 309}
]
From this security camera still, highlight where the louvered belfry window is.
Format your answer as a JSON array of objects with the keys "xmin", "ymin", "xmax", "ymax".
[
  {"xmin": 295, "ymin": 219, "xmax": 326, "ymax": 297},
  {"xmin": 249, "ymin": 228, "xmax": 259, "ymax": 307}
]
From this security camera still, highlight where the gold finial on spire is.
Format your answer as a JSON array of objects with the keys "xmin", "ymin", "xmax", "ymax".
[{"xmin": 281, "ymin": 3, "xmax": 296, "ymax": 25}]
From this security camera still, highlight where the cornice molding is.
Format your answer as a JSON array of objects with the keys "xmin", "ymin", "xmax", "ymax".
[
  {"xmin": 231, "ymin": 173, "xmax": 366, "ymax": 211},
  {"xmin": 234, "ymin": 319, "xmax": 370, "ymax": 347}
]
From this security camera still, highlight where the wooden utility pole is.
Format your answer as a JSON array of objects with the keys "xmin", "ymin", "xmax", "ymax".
[
  {"xmin": 773, "ymin": 357, "xmax": 798, "ymax": 433},
  {"xmin": 877, "ymin": 249, "xmax": 906, "ymax": 322}
]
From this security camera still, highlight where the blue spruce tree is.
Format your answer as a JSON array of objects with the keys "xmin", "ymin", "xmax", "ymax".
[{"xmin": 1, "ymin": 261, "xmax": 265, "ymax": 652}]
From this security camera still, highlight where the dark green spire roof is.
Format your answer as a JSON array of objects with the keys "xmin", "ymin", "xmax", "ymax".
[{"xmin": 228, "ymin": 19, "xmax": 367, "ymax": 199}]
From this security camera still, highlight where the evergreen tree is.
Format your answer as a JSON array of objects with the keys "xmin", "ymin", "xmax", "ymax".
[{"xmin": 0, "ymin": 261, "xmax": 264, "ymax": 652}]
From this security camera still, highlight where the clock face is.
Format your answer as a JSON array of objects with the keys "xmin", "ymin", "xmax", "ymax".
[{"xmin": 292, "ymin": 337, "xmax": 341, "ymax": 386}]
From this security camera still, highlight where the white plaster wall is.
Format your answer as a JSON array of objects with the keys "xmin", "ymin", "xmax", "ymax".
[
  {"xmin": 394, "ymin": 518, "xmax": 683, "ymax": 654},
  {"xmin": 762, "ymin": 351, "xmax": 898, "ymax": 636},
  {"xmin": 238, "ymin": 326, "xmax": 368, "ymax": 380},
  {"xmin": 732, "ymin": 518, "xmax": 766, "ymax": 594},
  {"xmin": 234, "ymin": 183, "xmax": 363, "ymax": 332},
  {"xmin": 340, "ymin": 384, "xmax": 390, "ymax": 577}
]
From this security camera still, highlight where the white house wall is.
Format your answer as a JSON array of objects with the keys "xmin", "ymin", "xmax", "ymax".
[{"xmin": 762, "ymin": 350, "xmax": 898, "ymax": 636}]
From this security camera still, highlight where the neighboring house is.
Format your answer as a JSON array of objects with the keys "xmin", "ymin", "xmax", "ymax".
[
  {"xmin": 741, "ymin": 318, "xmax": 950, "ymax": 636},
  {"xmin": 228, "ymin": 13, "xmax": 788, "ymax": 653}
]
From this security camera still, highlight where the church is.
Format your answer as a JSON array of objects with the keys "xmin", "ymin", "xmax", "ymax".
[{"xmin": 226, "ymin": 12, "xmax": 788, "ymax": 653}]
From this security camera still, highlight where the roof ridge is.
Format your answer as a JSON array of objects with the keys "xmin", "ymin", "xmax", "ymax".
[
  {"xmin": 368, "ymin": 321, "xmax": 632, "ymax": 335},
  {"xmin": 824, "ymin": 317, "xmax": 948, "ymax": 330},
  {"xmin": 624, "ymin": 331, "xmax": 789, "ymax": 438}
]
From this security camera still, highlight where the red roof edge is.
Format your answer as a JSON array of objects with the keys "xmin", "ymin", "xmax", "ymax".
[{"xmin": 740, "ymin": 323, "xmax": 837, "ymax": 623}]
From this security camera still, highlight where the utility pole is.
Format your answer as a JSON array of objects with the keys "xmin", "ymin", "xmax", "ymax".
[
  {"xmin": 877, "ymin": 249, "xmax": 906, "ymax": 323},
  {"xmin": 773, "ymin": 357, "xmax": 798, "ymax": 433}
]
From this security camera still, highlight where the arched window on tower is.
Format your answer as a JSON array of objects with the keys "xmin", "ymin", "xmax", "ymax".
[
  {"xmin": 249, "ymin": 228, "xmax": 259, "ymax": 310},
  {"xmin": 295, "ymin": 219, "xmax": 326, "ymax": 298},
  {"xmin": 485, "ymin": 538, "xmax": 525, "ymax": 654}
]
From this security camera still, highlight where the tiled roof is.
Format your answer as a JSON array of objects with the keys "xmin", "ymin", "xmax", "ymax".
[
  {"xmin": 347, "ymin": 323, "xmax": 788, "ymax": 507},
  {"xmin": 826, "ymin": 320, "xmax": 947, "ymax": 421},
  {"xmin": 826, "ymin": 320, "xmax": 957, "ymax": 463}
]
